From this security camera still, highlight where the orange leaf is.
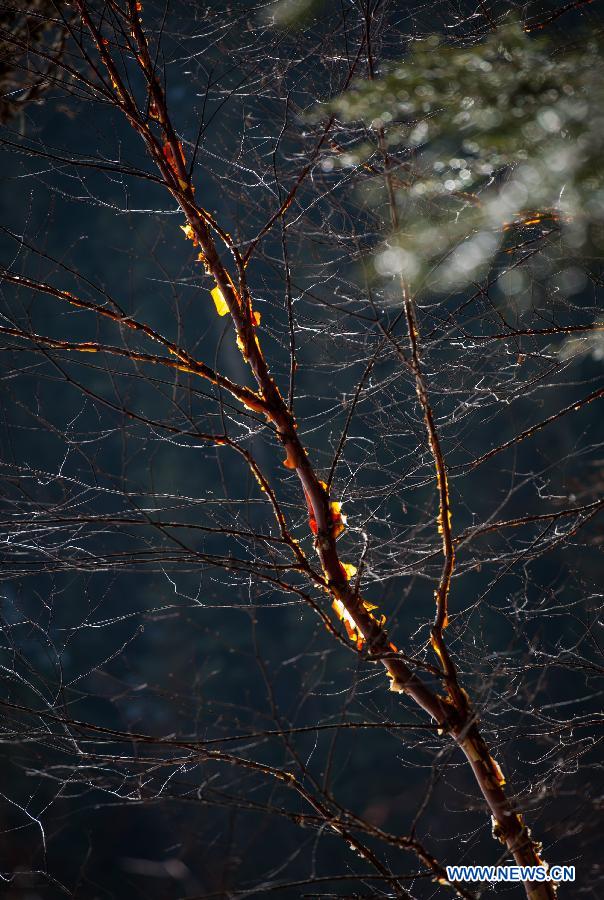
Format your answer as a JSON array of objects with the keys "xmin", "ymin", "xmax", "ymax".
[
  {"xmin": 180, "ymin": 223, "xmax": 198, "ymax": 245},
  {"xmin": 302, "ymin": 483, "xmax": 347, "ymax": 539}
]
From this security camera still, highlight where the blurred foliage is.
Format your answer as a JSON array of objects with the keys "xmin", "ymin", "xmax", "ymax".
[
  {"xmin": 325, "ymin": 20, "xmax": 604, "ymax": 292},
  {"xmin": 0, "ymin": 0, "xmax": 69, "ymax": 125},
  {"xmin": 265, "ymin": 0, "xmax": 324, "ymax": 26},
  {"xmin": 559, "ymin": 328, "xmax": 604, "ymax": 361}
]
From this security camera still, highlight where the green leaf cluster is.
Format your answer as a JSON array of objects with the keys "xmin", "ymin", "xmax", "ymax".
[{"xmin": 327, "ymin": 21, "xmax": 604, "ymax": 292}]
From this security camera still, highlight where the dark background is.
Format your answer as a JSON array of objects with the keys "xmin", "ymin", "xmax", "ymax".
[{"xmin": 0, "ymin": 2, "xmax": 602, "ymax": 898}]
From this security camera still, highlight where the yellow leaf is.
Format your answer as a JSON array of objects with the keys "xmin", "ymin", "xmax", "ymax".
[
  {"xmin": 180, "ymin": 223, "xmax": 197, "ymax": 245},
  {"xmin": 340, "ymin": 562, "xmax": 357, "ymax": 580},
  {"xmin": 329, "ymin": 499, "xmax": 346, "ymax": 538},
  {"xmin": 211, "ymin": 286, "xmax": 229, "ymax": 316},
  {"xmin": 332, "ymin": 599, "xmax": 364, "ymax": 649}
]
